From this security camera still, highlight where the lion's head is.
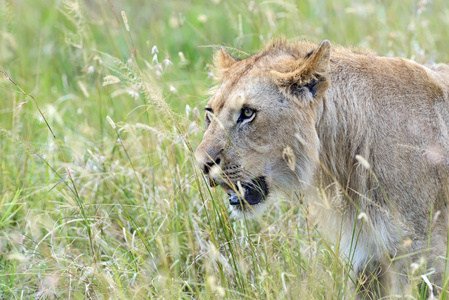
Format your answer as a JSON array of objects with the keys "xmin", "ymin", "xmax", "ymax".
[{"xmin": 195, "ymin": 39, "xmax": 331, "ymax": 217}]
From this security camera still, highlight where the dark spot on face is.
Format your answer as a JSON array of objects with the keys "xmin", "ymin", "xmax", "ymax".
[
  {"xmin": 289, "ymin": 83, "xmax": 308, "ymax": 98},
  {"xmin": 304, "ymin": 76, "xmax": 321, "ymax": 98},
  {"xmin": 288, "ymin": 75, "xmax": 324, "ymax": 98},
  {"xmin": 305, "ymin": 49, "xmax": 315, "ymax": 59}
]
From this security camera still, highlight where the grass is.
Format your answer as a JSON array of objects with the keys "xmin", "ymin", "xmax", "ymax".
[{"xmin": 1, "ymin": 0, "xmax": 449, "ymax": 298}]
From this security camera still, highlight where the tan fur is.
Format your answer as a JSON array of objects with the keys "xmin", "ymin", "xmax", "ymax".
[{"xmin": 195, "ymin": 39, "xmax": 449, "ymax": 297}]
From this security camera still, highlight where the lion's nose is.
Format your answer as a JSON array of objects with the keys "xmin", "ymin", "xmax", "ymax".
[
  {"xmin": 202, "ymin": 156, "xmax": 221, "ymax": 174},
  {"xmin": 195, "ymin": 145, "xmax": 223, "ymax": 175}
]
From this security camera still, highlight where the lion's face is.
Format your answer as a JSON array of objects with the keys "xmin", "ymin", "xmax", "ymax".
[{"xmin": 195, "ymin": 40, "xmax": 331, "ymax": 216}]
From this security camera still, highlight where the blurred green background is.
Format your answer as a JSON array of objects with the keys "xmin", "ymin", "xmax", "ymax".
[{"xmin": 1, "ymin": 0, "xmax": 449, "ymax": 298}]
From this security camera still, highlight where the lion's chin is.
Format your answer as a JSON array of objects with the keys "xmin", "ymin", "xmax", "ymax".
[{"xmin": 229, "ymin": 201, "xmax": 269, "ymax": 219}]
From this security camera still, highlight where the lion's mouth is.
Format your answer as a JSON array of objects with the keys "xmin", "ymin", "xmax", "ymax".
[{"xmin": 224, "ymin": 177, "xmax": 268, "ymax": 208}]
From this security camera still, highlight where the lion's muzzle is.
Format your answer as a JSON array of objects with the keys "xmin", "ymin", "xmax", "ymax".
[
  {"xmin": 195, "ymin": 143, "xmax": 269, "ymax": 209},
  {"xmin": 195, "ymin": 124, "xmax": 269, "ymax": 210}
]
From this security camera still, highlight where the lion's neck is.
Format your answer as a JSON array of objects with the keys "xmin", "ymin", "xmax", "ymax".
[{"xmin": 315, "ymin": 76, "xmax": 370, "ymax": 199}]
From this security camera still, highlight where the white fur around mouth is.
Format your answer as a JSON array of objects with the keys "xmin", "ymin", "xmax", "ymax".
[{"xmin": 229, "ymin": 197, "xmax": 269, "ymax": 219}]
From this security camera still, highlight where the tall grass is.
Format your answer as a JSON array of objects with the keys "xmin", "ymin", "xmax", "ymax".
[{"xmin": 1, "ymin": 0, "xmax": 449, "ymax": 298}]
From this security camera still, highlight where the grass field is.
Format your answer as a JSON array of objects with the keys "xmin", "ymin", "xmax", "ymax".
[{"xmin": 2, "ymin": 0, "xmax": 449, "ymax": 298}]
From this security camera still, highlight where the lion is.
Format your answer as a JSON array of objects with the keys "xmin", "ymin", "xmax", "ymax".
[{"xmin": 194, "ymin": 38, "xmax": 449, "ymax": 298}]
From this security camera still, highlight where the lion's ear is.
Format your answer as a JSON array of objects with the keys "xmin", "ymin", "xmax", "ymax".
[
  {"xmin": 272, "ymin": 40, "xmax": 331, "ymax": 103},
  {"xmin": 305, "ymin": 40, "xmax": 331, "ymax": 75},
  {"xmin": 214, "ymin": 47, "xmax": 238, "ymax": 70}
]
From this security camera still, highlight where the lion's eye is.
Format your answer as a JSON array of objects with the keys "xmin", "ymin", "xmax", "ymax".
[
  {"xmin": 238, "ymin": 107, "xmax": 256, "ymax": 124},
  {"xmin": 243, "ymin": 108, "xmax": 254, "ymax": 118}
]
